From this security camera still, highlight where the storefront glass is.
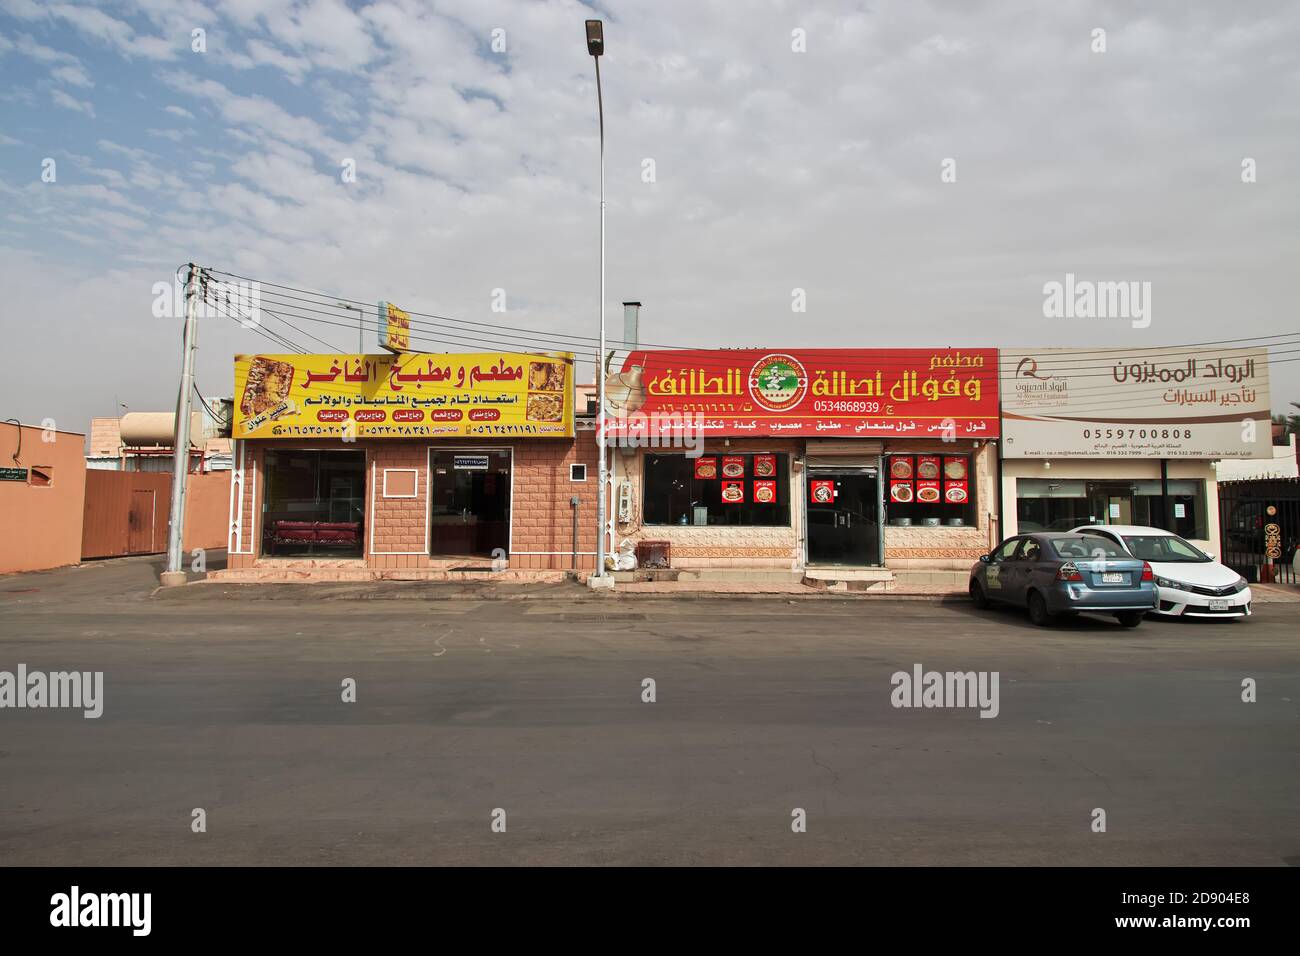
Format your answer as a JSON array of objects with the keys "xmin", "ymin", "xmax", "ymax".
[
  {"xmin": 884, "ymin": 453, "xmax": 976, "ymax": 527},
  {"xmin": 1016, "ymin": 477, "xmax": 1208, "ymax": 539},
  {"xmin": 429, "ymin": 449, "xmax": 511, "ymax": 556},
  {"xmin": 262, "ymin": 449, "xmax": 366, "ymax": 556},
  {"xmin": 643, "ymin": 453, "xmax": 789, "ymax": 526},
  {"xmin": 807, "ymin": 470, "xmax": 880, "ymax": 565}
]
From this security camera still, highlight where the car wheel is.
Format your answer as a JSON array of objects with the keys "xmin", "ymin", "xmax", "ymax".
[
  {"xmin": 1026, "ymin": 590, "xmax": 1053, "ymax": 627},
  {"xmin": 1116, "ymin": 610, "xmax": 1144, "ymax": 628},
  {"xmin": 969, "ymin": 580, "xmax": 989, "ymax": 609}
]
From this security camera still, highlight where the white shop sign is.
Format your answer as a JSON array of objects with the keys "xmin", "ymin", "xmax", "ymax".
[{"xmin": 1001, "ymin": 347, "xmax": 1271, "ymax": 459}]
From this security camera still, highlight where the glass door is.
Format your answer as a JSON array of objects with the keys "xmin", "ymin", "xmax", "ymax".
[
  {"xmin": 807, "ymin": 470, "xmax": 881, "ymax": 566},
  {"xmin": 429, "ymin": 450, "xmax": 511, "ymax": 557}
]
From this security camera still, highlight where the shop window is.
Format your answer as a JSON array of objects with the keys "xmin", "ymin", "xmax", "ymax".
[
  {"xmin": 643, "ymin": 453, "xmax": 789, "ymax": 526},
  {"xmin": 1015, "ymin": 479, "xmax": 1091, "ymax": 533},
  {"xmin": 1015, "ymin": 477, "xmax": 1207, "ymax": 540},
  {"xmin": 885, "ymin": 454, "xmax": 975, "ymax": 527},
  {"xmin": 29, "ymin": 466, "xmax": 53, "ymax": 487},
  {"xmin": 262, "ymin": 450, "xmax": 366, "ymax": 557}
]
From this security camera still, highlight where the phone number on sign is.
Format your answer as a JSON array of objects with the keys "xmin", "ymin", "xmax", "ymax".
[
  {"xmin": 812, "ymin": 400, "xmax": 883, "ymax": 413},
  {"xmin": 1083, "ymin": 428, "xmax": 1192, "ymax": 440}
]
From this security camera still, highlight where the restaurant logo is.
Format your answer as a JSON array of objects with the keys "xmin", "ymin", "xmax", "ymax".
[
  {"xmin": 748, "ymin": 353, "xmax": 808, "ymax": 412},
  {"xmin": 1013, "ymin": 355, "xmax": 1070, "ymax": 406}
]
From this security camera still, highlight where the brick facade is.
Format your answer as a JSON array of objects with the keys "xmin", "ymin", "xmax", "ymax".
[
  {"xmin": 227, "ymin": 432, "xmax": 599, "ymax": 572},
  {"xmin": 614, "ymin": 438, "xmax": 997, "ymax": 571}
]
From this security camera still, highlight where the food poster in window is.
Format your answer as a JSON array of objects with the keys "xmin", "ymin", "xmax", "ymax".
[
  {"xmin": 889, "ymin": 456, "xmax": 914, "ymax": 480},
  {"xmin": 941, "ymin": 456, "xmax": 968, "ymax": 481},
  {"xmin": 916, "ymin": 455, "xmax": 941, "ymax": 481},
  {"xmin": 889, "ymin": 479, "xmax": 914, "ymax": 503},
  {"xmin": 943, "ymin": 479, "xmax": 969, "ymax": 504},
  {"xmin": 915, "ymin": 479, "xmax": 941, "ymax": 504},
  {"xmin": 720, "ymin": 480, "xmax": 745, "ymax": 504},
  {"xmin": 810, "ymin": 479, "xmax": 835, "ymax": 504},
  {"xmin": 694, "ymin": 457, "xmax": 718, "ymax": 480},
  {"xmin": 721, "ymin": 456, "xmax": 746, "ymax": 479},
  {"xmin": 753, "ymin": 480, "xmax": 777, "ymax": 504},
  {"xmin": 753, "ymin": 454, "xmax": 777, "ymax": 479}
]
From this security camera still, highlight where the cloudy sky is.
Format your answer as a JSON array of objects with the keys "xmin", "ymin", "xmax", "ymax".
[{"xmin": 1, "ymin": 0, "xmax": 1297, "ymax": 435}]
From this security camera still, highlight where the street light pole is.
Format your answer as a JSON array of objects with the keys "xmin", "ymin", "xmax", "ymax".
[
  {"xmin": 586, "ymin": 19, "xmax": 612, "ymax": 588},
  {"xmin": 160, "ymin": 262, "xmax": 200, "ymax": 587},
  {"xmin": 338, "ymin": 301, "xmax": 365, "ymax": 352}
]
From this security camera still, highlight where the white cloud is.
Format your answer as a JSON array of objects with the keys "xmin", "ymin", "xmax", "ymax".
[
  {"xmin": 50, "ymin": 63, "xmax": 92, "ymax": 86},
  {"xmin": 163, "ymin": 104, "xmax": 194, "ymax": 119},
  {"xmin": 50, "ymin": 87, "xmax": 94, "ymax": 116}
]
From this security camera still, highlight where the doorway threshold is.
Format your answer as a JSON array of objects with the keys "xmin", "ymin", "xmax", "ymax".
[{"xmin": 803, "ymin": 566, "xmax": 893, "ymax": 582}]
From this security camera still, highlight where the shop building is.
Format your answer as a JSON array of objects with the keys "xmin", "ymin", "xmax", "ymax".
[
  {"xmin": 601, "ymin": 349, "xmax": 1000, "ymax": 581},
  {"xmin": 220, "ymin": 351, "xmax": 599, "ymax": 580},
  {"xmin": 999, "ymin": 346, "xmax": 1273, "ymax": 553}
]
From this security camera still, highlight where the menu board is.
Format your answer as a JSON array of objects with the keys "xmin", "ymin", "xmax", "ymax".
[
  {"xmin": 753, "ymin": 480, "xmax": 777, "ymax": 504},
  {"xmin": 889, "ymin": 480, "xmax": 914, "ymax": 503},
  {"xmin": 889, "ymin": 454, "xmax": 972, "ymax": 507},
  {"xmin": 721, "ymin": 456, "xmax": 746, "ymax": 479},
  {"xmin": 753, "ymin": 454, "xmax": 777, "ymax": 478},
  {"xmin": 694, "ymin": 457, "xmax": 718, "ymax": 480},
  {"xmin": 720, "ymin": 480, "xmax": 745, "ymax": 504}
]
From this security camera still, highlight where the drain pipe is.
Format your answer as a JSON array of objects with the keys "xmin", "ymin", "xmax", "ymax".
[{"xmin": 570, "ymin": 495, "xmax": 580, "ymax": 569}]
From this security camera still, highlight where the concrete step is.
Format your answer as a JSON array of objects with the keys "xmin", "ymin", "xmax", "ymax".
[
  {"xmin": 675, "ymin": 568, "xmax": 804, "ymax": 584},
  {"xmin": 889, "ymin": 569, "xmax": 970, "ymax": 588},
  {"xmin": 803, "ymin": 567, "xmax": 894, "ymax": 583}
]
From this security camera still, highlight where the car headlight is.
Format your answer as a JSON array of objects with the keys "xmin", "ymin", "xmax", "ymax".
[
  {"xmin": 1234, "ymin": 576, "xmax": 1248, "ymax": 592},
  {"xmin": 1155, "ymin": 576, "xmax": 1190, "ymax": 591}
]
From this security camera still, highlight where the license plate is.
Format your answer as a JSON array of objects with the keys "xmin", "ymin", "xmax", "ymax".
[
  {"xmin": 1102, "ymin": 572, "xmax": 1125, "ymax": 584},
  {"xmin": 1209, "ymin": 600, "xmax": 1230, "ymax": 611}
]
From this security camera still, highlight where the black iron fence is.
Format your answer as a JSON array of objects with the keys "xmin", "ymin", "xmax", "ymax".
[{"xmin": 1218, "ymin": 477, "xmax": 1300, "ymax": 585}]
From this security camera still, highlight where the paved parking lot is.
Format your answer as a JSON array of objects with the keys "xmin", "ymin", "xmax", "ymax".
[{"xmin": 1, "ymin": 556, "xmax": 1297, "ymax": 865}]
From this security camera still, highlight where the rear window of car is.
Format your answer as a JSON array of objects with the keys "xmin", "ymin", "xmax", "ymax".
[
  {"xmin": 1048, "ymin": 536, "xmax": 1126, "ymax": 559},
  {"xmin": 1120, "ymin": 535, "xmax": 1208, "ymax": 562}
]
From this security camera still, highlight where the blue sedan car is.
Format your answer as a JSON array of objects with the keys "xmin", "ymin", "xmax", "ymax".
[{"xmin": 969, "ymin": 533, "xmax": 1157, "ymax": 627}]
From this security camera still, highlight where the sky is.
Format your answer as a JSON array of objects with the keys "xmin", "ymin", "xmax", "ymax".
[{"xmin": 1, "ymin": 0, "xmax": 1298, "ymax": 437}]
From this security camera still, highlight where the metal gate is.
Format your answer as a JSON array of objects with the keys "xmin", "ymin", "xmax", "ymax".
[
  {"xmin": 1218, "ymin": 478, "xmax": 1300, "ymax": 585},
  {"xmin": 127, "ymin": 489, "xmax": 156, "ymax": 554}
]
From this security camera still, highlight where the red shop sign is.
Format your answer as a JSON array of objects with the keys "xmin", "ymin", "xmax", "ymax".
[
  {"xmin": 720, "ymin": 481, "xmax": 744, "ymax": 504},
  {"xmin": 694, "ymin": 457, "xmax": 718, "ymax": 480},
  {"xmin": 753, "ymin": 480, "xmax": 777, "ymax": 504},
  {"xmin": 602, "ymin": 348, "xmax": 999, "ymax": 439},
  {"xmin": 810, "ymin": 479, "xmax": 835, "ymax": 504}
]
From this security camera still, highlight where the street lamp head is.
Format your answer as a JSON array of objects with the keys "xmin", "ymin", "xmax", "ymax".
[{"xmin": 585, "ymin": 19, "xmax": 604, "ymax": 57}]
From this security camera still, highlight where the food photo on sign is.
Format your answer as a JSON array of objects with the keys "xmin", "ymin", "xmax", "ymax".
[
  {"xmin": 720, "ymin": 481, "xmax": 745, "ymax": 504},
  {"xmin": 694, "ymin": 457, "xmax": 718, "ymax": 480},
  {"xmin": 753, "ymin": 480, "xmax": 777, "ymax": 504},
  {"xmin": 810, "ymin": 479, "xmax": 835, "ymax": 504}
]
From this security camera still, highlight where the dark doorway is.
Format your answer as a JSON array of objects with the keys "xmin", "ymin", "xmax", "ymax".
[
  {"xmin": 807, "ymin": 471, "xmax": 881, "ymax": 566},
  {"xmin": 429, "ymin": 449, "xmax": 511, "ymax": 557}
]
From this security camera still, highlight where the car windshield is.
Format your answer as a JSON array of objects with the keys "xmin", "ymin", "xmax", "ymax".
[
  {"xmin": 1048, "ymin": 536, "xmax": 1126, "ymax": 559},
  {"xmin": 1119, "ymin": 534, "xmax": 1210, "ymax": 563}
]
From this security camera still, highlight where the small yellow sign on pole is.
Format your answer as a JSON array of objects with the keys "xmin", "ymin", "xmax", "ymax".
[{"xmin": 379, "ymin": 301, "xmax": 410, "ymax": 354}]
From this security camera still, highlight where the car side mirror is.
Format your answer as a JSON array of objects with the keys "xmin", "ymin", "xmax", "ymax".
[
  {"xmin": 979, "ymin": 554, "xmax": 991, "ymax": 564},
  {"xmin": 1203, "ymin": 551, "xmax": 1215, "ymax": 560}
]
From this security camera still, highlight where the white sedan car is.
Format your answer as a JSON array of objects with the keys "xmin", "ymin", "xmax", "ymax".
[{"xmin": 1070, "ymin": 524, "xmax": 1252, "ymax": 619}]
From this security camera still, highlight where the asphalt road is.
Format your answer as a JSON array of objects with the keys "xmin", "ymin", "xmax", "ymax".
[{"xmin": 1, "ymin": 556, "xmax": 1297, "ymax": 866}]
